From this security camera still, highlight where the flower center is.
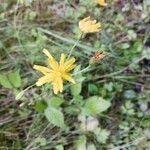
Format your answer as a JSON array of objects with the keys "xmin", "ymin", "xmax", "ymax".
[{"xmin": 54, "ymin": 71, "xmax": 62, "ymax": 77}]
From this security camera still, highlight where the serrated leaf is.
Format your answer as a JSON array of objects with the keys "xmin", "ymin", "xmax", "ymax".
[
  {"xmin": 84, "ymin": 96, "xmax": 100, "ymax": 116},
  {"xmin": 64, "ymin": 106, "xmax": 80, "ymax": 115},
  {"xmin": 87, "ymin": 143, "xmax": 96, "ymax": 150},
  {"xmin": 55, "ymin": 145, "xmax": 64, "ymax": 150},
  {"xmin": 88, "ymin": 83, "xmax": 98, "ymax": 94},
  {"xmin": 44, "ymin": 107, "xmax": 65, "ymax": 128},
  {"xmin": 71, "ymin": 83, "xmax": 82, "ymax": 96},
  {"xmin": 8, "ymin": 70, "xmax": 21, "ymax": 88},
  {"xmin": 0, "ymin": 75, "xmax": 13, "ymax": 88},
  {"xmin": 98, "ymin": 98, "xmax": 111, "ymax": 113},
  {"xmin": 94, "ymin": 128, "xmax": 110, "ymax": 144},
  {"xmin": 104, "ymin": 82, "xmax": 114, "ymax": 92},
  {"xmin": 34, "ymin": 101, "xmax": 47, "ymax": 112},
  {"xmin": 47, "ymin": 96, "xmax": 64, "ymax": 108},
  {"xmin": 75, "ymin": 135, "xmax": 87, "ymax": 150},
  {"xmin": 84, "ymin": 96, "xmax": 111, "ymax": 116}
]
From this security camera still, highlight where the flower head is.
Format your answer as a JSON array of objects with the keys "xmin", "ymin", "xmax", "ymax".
[
  {"xmin": 79, "ymin": 16, "xmax": 101, "ymax": 33},
  {"xmin": 97, "ymin": 0, "xmax": 107, "ymax": 6},
  {"xmin": 34, "ymin": 49, "xmax": 76, "ymax": 94}
]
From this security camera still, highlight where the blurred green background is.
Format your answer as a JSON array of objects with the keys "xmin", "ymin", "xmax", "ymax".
[{"xmin": 0, "ymin": 0, "xmax": 150, "ymax": 149}]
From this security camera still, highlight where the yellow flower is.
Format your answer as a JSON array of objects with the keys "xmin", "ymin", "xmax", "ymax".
[
  {"xmin": 79, "ymin": 16, "xmax": 101, "ymax": 33},
  {"xmin": 34, "ymin": 49, "xmax": 76, "ymax": 94},
  {"xmin": 97, "ymin": 0, "xmax": 107, "ymax": 6}
]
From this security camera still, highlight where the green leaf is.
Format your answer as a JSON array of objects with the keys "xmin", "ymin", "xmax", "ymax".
[
  {"xmin": 143, "ymin": 118, "xmax": 150, "ymax": 128},
  {"xmin": 88, "ymin": 83, "xmax": 98, "ymax": 95},
  {"xmin": 104, "ymin": 82, "xmax": 114, "ymax": 92},
  {"xmin": 120, "ymin": 43, "xmax": 130, "ymax": 49},
  {"xmin": 44, "ymin": 106, "xmax": 65, "ymax": 128},
  {"xmin": 75, "ymin": 135, "xmax": 87, "ymax": 150},
  {"xmin": 28, "ymin": 11, "xmax": 36, "ymax": 20},
  {"xmin": 84, "ymin": 96, "xmax": 100, "ymax": 116},
  {"xmin": 55, "ymin": 145, "xmax": 64, "ymax": 150},
  {"xmin": 98, "ymin": 98, "xmax": 111, "ymax": 113},
  {"xmin": 84, "ymin": 96, "xmax": 111, "ymax": 116},
  {"xmin": 8, "ymin": 70, "xmax": 21, "ymax": 88},
  {"xmin": 71, "ymin": 83, "xmax": 82, "ymax": 96},
  {"xmin": 0, "ymin": 75, "xmax": 13, "ymax": 88},
  {"xmin": 34, "ymin": 101, "xmax": 47, "ymax": 112},
  {"xmin": 87, "ymin": 144, "xmax": 96, "ymax": 150},
  {"xmin": 127, "ymin": 30, "xmax": 137, "ymax": 40},
  {"xmin": 47, "ymin": 96, "xmax": 64, "ymax": 108},
  {"xmin": 71, "ymin": 95, "xmax": 84, "ymax": 105},
  {"xmin": 64, "ymin": 106, "xmax": 80, "ymax": 115},
  {"xmin": 94, "ymin": 128, "xmax": 110, "ymax": 144},
  {"xmin": 18, "ymin": 0, "xmax": 24, "ymax": 4}
]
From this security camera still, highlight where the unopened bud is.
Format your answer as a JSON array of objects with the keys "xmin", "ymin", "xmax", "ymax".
[{"xmin": 89, "ymin": 51, "xmax": 106, "ymax": 64}]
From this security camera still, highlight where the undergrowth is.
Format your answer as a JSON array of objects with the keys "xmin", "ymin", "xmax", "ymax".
[{"xmin": 0, "ymin": 0, "xmax": 150, "ymax": 150}]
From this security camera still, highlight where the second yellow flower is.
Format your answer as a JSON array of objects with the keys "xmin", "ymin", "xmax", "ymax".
[{"xmin": 79, "ymin": 16, "xmax": 101, "ymax": 33}]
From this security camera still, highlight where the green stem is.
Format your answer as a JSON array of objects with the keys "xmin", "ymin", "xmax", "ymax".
[
  {"xmin": 73, "ymin": 65, "xmax": 91, "ymax": 76},
  {"xmin": 16, "ymin": 84, "xmax": 35, "ymax": 100},
  {"xmin": 67, "ymin": 33, "xmax": 82, "ymax": 59}
]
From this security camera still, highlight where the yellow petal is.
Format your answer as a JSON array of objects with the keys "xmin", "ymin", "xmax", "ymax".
[
  {"xmin": 48, "ymin": 58, "xmax": 59, "ymax": 70},
  {"xmin": 53, "ymin": 78, "xmax": 62, "ymax": 94},
  {"xmin": 65, "ymin": 64, "xmax": 76, "ymax": 72},
  {"xmin": 57, "ymin": 77, "xmax": 63, "ymax": 92},
  {"xmin": 60, "ymin": 53, "xmax": 65, "ymax": 66},
  {"xmin": 63, "ymin": 58, "xmax": 75, "ymax": 71},
  {"xmin": 43, "ymin": 49, "xmax": 53, "ymax": 59},
  {"xmin": 53, "ymin": 83, "xmax": 58, "ymax": 94},
  {"xmin": 43, "ymin": 49, "xmax": 59, "ymax": 70},
  {"xmin": 33, "ymin": 65, "xmax": 51, "ymax": 75},
  {"xmin": 62, "ymin": 73, "xmax": 75, "ymax": 84},
  {"xmin": 36, "ymin": 75, "xmax": 53, "ymax": 86}
]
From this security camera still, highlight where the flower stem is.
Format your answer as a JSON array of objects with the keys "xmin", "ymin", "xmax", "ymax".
[
  {"xmin": 16, "ymin": 84, "xmax": 35, "ymax": 100},
  {"xmin": 73, "ymin": 65, "xmax": 91, "ymax": 76},
  {"xmin": 67, "ymin": 33, "xmax": 82, "ymax": 59}
]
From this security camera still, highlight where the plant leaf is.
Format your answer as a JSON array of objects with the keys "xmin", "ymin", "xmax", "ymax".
[
  {"xmin": 34, "ymin": 101, "xmax": 47, "ymax": 112},
  {"xmin": 98, "ymin": 97, "xmax": 111, "ymax": 113},
  {"xmin": 84, "ymin": 96, "xmax": 111, "ymax": 116},
  {"xmin": 88, "ymin": 83, "xmax": 98, "ymax": 95},
  {"xmin": 0, "ymin": 75, "xmax": 13, "ymax": 88},
  {"xmin": 47, "ymin": 96, "xmax": 64, "ymax": 108},
  {"xmin": 94, "ymin": 127, "xmax": 110, "ymax": 144},
  {"xmin": 44, "ymin": 106, "xmax": 65, "ymax": 128},
  {"xmin": 75, "ymin": 135, "xmax": 87, "ymax": 150},
  {"xmin": 71, "ymin": 83, "xmax": 82, "ymax": 96},
  {"xmin": 8, "ymin": 70, "xmax": 21, "ymax": 88}
]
